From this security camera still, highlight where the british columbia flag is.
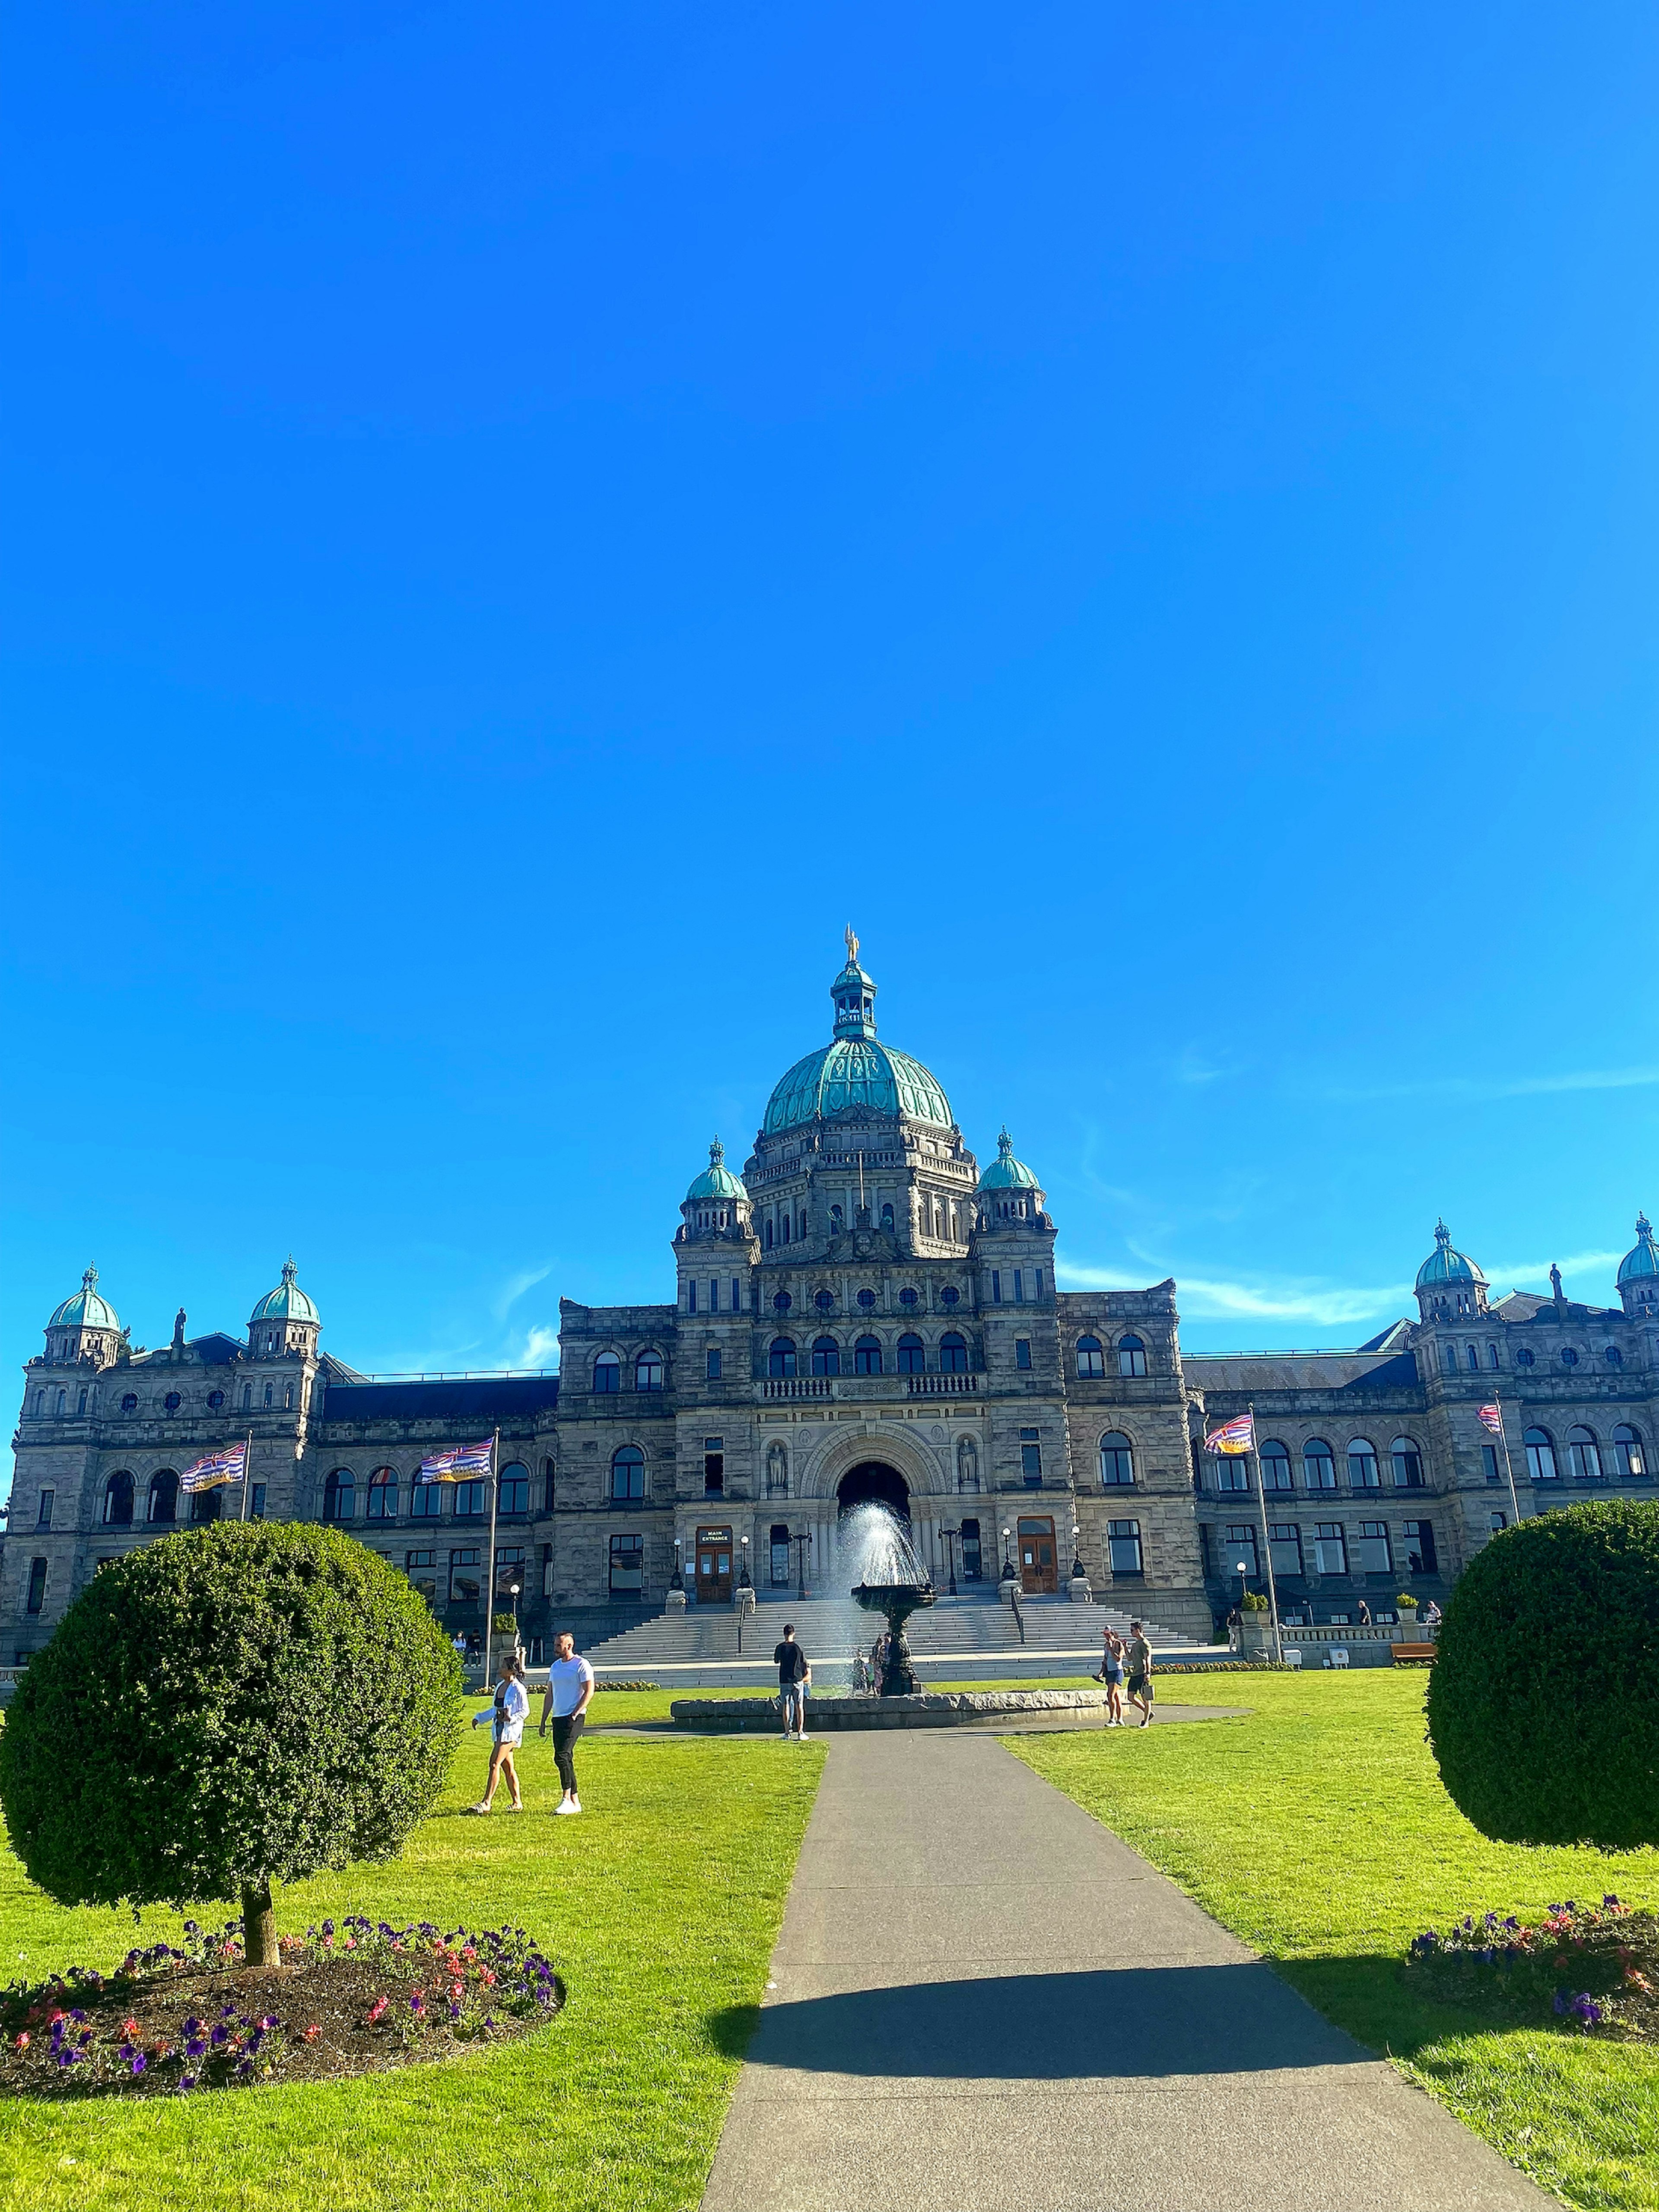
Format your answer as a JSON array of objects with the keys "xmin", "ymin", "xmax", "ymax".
[
  {"xmin": 417, "ymin": 1437, "xmax": 495, "ymax": 1484},
  {"xmin": 1204, "ymin": 1412, "xmax": 1255, "ymax": 1456},
  {"xmin": 181, "ymin": 1440, "xmax": 247, "ymax": 1493},
  {"xmin": 1477, "ymin": 1403, "xmax": 1506, "ymax": 1436}
]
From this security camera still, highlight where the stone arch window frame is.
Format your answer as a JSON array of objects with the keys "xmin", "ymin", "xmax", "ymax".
[
  {"xmin": 1098, "ymin": 1430, "xmax": 1136, "ymax": 1487},
  {"xmin": 810, "ymin": 1335, "xmax": 842, "ymax": 1377},
  {"xmin": 896, "ymin": 1332, "xmax": 925, "ymax": 1374},
  {"xmin": 610, "ymin": 1443, "xmax": 648, "ymax": 1502},
  {"xmin": 853, "ymin": 1334, "xmax": 883, "ymax": 1376},
  {"xmin": 1116, "ymin": 1333, "xmax": 1148, "ymax": 1378},
  {"xmin": 322, "ymin": 1467, "xmax": 356, "ymax": 1523},
  {"xmin": 1390, "ymin": 1435, "xmax": 1425, "ymax": 1488},
  {"xmin": 497, "ymin": 1460, "xmax": 532, "ymax": 1515},
  {"xmin": 1523, "ymin": 1426, "xmax": 1558, "ymax": 1482},
  {"xmin": 1075, "ymin": 1334, "xmax": 1105, "ymax": 1380},
  {"xmin": 768, "ymin": 1335, "xmax": 798, "ymax": 1379},
  {"xmin": 147, "ymin": 1467, "xmax": 180, "ymax": 1525},
  {"xmin": 1613, "ymin": 1424, "xmax": 1646, "ymax": 1477},
  {"xmin": 938, "ymin": 1330, "xmax": 969, "ymax": 1375},
  {"xmin": 366, "ymin": 1466, "xmax": 398, "ymax": 1522},
  {"xmin": 592, "ymin": 1348, "xmax": 622, "ymax": 1393},
  {"xmin": 1565, "ymin": 1426, "xmax": 1603, "ymax": 1481},
  {"xmin": 634, "ymin": 1348, "xmax": 665, "ymax": 1392},
  {"xmin": 1346, "ymin": 1437, "xmax": 1381, "ymax": 1491},
  {"xmin": 1302, "ymin": 1437, "xmax": 1338, "ymax": 1491},
  {"xmin": 1258, "ymin": 1439, "xmax": 1294, "ymax": 1492},
  {"xmin": 102, "ymin": 1468, "xmax": 136, "ymax": 1527}
]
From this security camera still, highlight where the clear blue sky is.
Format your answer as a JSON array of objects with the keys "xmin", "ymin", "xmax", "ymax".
[{"xmin": 4, "ymin": 3, "xmax": 1656, "ymax": 1470}]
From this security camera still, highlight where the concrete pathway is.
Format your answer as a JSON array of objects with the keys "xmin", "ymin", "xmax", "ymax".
[{"xmin": 702, "ymin": 1732, "xmax": 1549, "ymax": 2212}]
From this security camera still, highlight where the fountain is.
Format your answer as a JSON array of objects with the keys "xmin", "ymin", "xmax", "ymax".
[{"xmin": 843, "ymin": 1500, "xmax": 937, "ymax": 1696}]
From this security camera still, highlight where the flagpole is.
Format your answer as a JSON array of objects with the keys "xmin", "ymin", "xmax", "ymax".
[
  {"xmin": 1247, "ymin": 1403, "xmax": 1284, "ymax": 1665},
  {"xmin": 1493, "ymin": 1396, "xmax": 1522, "ymax": 1527},
  {"xmin": 481, "ymin": 1428, "xmax": 501, "ymax": 1687},
  {"xmin": 240, "ymin": 1430, "xmax": 254, "ymax": 1522}
]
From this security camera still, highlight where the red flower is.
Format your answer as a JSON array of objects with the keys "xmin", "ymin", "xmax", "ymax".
[
  {"xmin": 479, "ymin": 1970, "xmax": 496, "ymax": 1988},
  {"xmin": 366, "ymin": 1997, "xmax": 390, "ymax": 2025},
  {"xmin": 13, "ymin": 2032, "xmax": 29, "ymax": 2050},
  {"xmin": 302, "ymin": 2025, "xmax": 322, "ymax": 2043},
  {"xmin": 121, "ymin": 2018, "xmax": 141, "ymax": 2040}
]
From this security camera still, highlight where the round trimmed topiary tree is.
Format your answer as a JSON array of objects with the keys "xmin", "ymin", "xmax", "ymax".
[
  {"xmin": 1427, "ymin": 1499, "xmax": 1659, "ymax": 1849},
  {"xmin": 0, "ymin": 1522, "xmax": 462, "ymax": 1965}
]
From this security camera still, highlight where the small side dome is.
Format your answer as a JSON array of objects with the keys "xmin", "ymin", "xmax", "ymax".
[
  {"xmin": 48, "ymin": 1264, "xmax": 119, "ymax": 1333},
  {"xmin": 1618, "ymin": 1211, "xmax": 1659, "ymax": 1284},
  {"xmin": 251, "ymin": 1255, "xmax": 320, "ymax": 1325},
  {"xmin": 977, "ymin": 1128, "xmax": 1041, "ymax": 1193},
  {"xmin": 1414, "ymin": 1219, "xmax": 1486, "ymax": 1290},
  {"xmin": 686, "ymin": 1137, "xmax": 747, "ymax": 1203}
]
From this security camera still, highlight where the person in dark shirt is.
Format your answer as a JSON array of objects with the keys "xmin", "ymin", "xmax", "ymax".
[{"xmin": 774, "ymin": 1623, "xmax": 809, "ymax": 1741}]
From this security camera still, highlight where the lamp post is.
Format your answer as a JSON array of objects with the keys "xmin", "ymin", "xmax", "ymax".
[
  {"xmin": 1070, "ymin": 1522, "xmax": 1084, "ymax": 1578},
  {"xmin": 1000, "ymin": 1526, "xmax": 1013, "ymax": 1578},
  {"xmin": 670, "ymin": 1538, "xmax": 684, "ymax": 1592},
  {"xmin": 738, "ymin": 1534, "xmax": 752, "ymax": 1588},
  {"xmin": 941, "ymin": 1525, "xmax": 960, "ymax": 1596},
  {"xmin": 508, "ymin": 1581, "xmax": 521, "ymax": 1659},
  {"xmin": 793, "ymin": 1528, "xmax": 813, "ymax": 1600}
]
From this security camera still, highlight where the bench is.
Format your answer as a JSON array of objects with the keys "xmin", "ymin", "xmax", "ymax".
[{"xmin": 1392, "ymin": 1642, "xmax": 1437, "ymax": 1665}]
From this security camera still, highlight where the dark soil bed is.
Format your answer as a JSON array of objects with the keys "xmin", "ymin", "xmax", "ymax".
[
  {"xmin": 1408, "ymin": 1896, "xmax": 1659, "ymax": 2039},
  {"xmin": 0, "ymin": 1915, "xmax": 564, "ymax": 2098}
]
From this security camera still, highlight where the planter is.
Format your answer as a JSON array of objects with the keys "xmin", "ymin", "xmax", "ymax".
[
  {"xmin": 664, "ymin": 1587, "xmax": 687, "ymax": 1613},
  {"xmin": 1067, "ymin": 1576, "xmax": 1094, "ymax": 1603},
  {"xmin": 1237, "ymin": 1613, "xmax": 1277, "ymax": 1655}
]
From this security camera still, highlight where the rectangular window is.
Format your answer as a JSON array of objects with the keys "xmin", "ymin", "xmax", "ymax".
[
  {"xmin": 732, "ymin": 1278, "xmax": 742, "ymax": 1312},
  {"xmin": 1487, "ymin": 1342, "xmax": 1500, "ymax": 1368},
  {"xmin": 710, "ymin": 1279, "xmax": 720, "ymax": 1313},
  {"xmin": 1489, "ymin": 1511, "xmax": 1507, "ymax": 1532},
  {"xmin": 1402, "ymin": 1519, "xmax": 1439, "ymax": 1573},
  {"xmin": 992, "ymin": 1271, "xmax": 1002, "ymax": 1304},
  {"xmin": 687, "ymin": 1279, "xmax": 697, "ymax": 1314},
  {"xmin": 190, "ymin": 1488, "xmax": 221, "ymax": 1524},
  {"xmin": 1034, "ymin": 1268, "xmax": 1043, "ymax": 1298},
  {"xmin": 1216, "ymin": 1459, "xmax": 1249, "ymax": 1493},
  {"xmin": 1312, "ymin": 1522, "xmax": 1348, "ymax": 1575},
  {"xmin": 406, "ymin": 1550, "xmax": 438, "ymax": 1602},
  {"xmin": 1223, "ymin": 1524, "xmax": 1259, "ymax": 1577},
  {"xmin": 26, "ymin": 1557, "xmax": 48, "ymax": 1613},
  {"xmin": 449, "ymin": 1549, "xmax": 482, "ymax": 1604},
  {"xmin": 250, "ymin": 1484, "xmax": 267, "ymax": 1521},
  {"xmin": 1353, "ymin": 1520, "xmax": 1392, "ymax": 1574},
  {"xmin": 543, "ymin": 1461, "xmax": 556, "ymax": 1512},
  {"xmin": 453, "ymin": 1480, "xmax": 486, "ymax": 1519},
  {"xmin": 1015, "ymin": 1338, "xmax": 1031, "ymax": 1370},
  {"xmin": 1020, "ymin": 1428, "xmax": 1041, "ymax": 1486},
  {"xmin": 1268, "ymin": 1522, "xmax": 1303, "ymax": 1577},
  {"xmin": 1440, "ymin": 1342, "xmax": 1457, "ymax": 1374},
  {"xmin": 1107, "ymin": 1519, "xmax": 1143, "ymax": 1575},
  {"xmin": 1013, "ymin": 1269, "xmax": 1023, "ymax": 1303},
  {"xmin": 706, "ymin": 1348, "xmax": 722, "ymax": 1380},
  {"xmin": 413, "ymin": 1480, "xmax": 444, "ymax": 1519},
  {"xmin": 704, "ymin": 1443, "xmax": 725, "ymax": 1495},
  {"xmin": 1466, "ymin": 1343, "xmax": 1480, "ymax": 1371},
  {"xmin": 36, "ymin": 1489, "xmax": 54, "ymax": 1530},
  {"xmin": 1481, "ymin": 1444, "xmax": 1501, "ymax": 1484},
  {"xmin": 608, "ymin": 1534, "xmax": 644, "ymax": 1595},
  {"xmin": 493, "ymin": 1545, "xmax": 527, "ymax": 1599}
]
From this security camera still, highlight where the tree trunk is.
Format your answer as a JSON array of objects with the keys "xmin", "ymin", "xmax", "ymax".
[{"xmin": 241, "ymin": 1878, "xmax": 279, "ymax": 1968}]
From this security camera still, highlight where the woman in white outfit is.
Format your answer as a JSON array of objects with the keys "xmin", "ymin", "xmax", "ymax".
[{"xmin": 470, "ymin": 1653, "xmax": 530, "ymax": 1812}]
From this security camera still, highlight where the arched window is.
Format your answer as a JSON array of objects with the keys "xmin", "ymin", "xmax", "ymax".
[
  {"xmin": 499, "ymin": 1462, "xmax": 530, "ymax": 1513},
  {"xmin": 897, "ymin": 1332, "xmax": 925, "ymax": 1373},
  {"xmin": 769, "ymin": 1337, "xmax": 797, "ymax": 1378},
  {"xmin": 764, "ymin": 1218, "xmax": 774, "ymax": 1249},
  {"xmin": 940, "ymin": 1331, "xmax": 968, "ymax": 1373},
  {"xmin": 367, "ymin": 1468, "xmax": 397, "ymax": 1521},
  {"xmin": 1614, "ymin": 1425, "xmax": 1646, "ymax": 1477},
  {"xmin": 1391, "ymin": 1436, "xmax": 1424, "ymax": 1488},
  {"xmin": 766, "ymin": 1441, "xmax": 789, "ymax": 1497},
  {"xmin": 102, "ymin": 1470, "xmax": 134, "ymax": 1527},
  {"xmin": 147, "ymin": 1468, "xmax": 179, "ymax": 1524},
  {"xmin": 1303, "ymin": 1439, "xmax": 1336, "ymax": 1491},
  {"xmin": 636, "ymin": 1350, "xmax": 664, "ymax": 1391},
  {"xmin": 1347, "ymin": 1440, "xmax": 1380, "ymax": 1490},
  {"xmin": 880, "ymin": 1202, "xmax": 894, "ymax": 1230},
  {"xmin": 593, "ymin": 1351, "xmax": 620, "ymax": 1392},
  {"xmin": 1099, "ymin": 1432, "xmax": 1135, "ymax": 1486},
  {"xmin": 854, "ymin": 1335, "xmax": 883, "ymax": 1375},
  {"xmin": 610, "ymin": 1446, "xmax": 645, "ymax": 1501},
  {"xmin": 1567, "ymin": 1427, "xmax": 1602, "ymax": 1481},
  {"xmin": 1259, "ymin": 1440, "xmax": 1293, "ymax": 1492},
  {"xmin": 412, "ymin": 1470, "xmax": 444, "ymax": 1519},
  {"xmin": 1075, "ymin": 1335, "xmax": 1105, "ymax": 1379},
  {"xmin": 241, "ymin": 1383, "xmax": 252, "ymax": 1411},
  {"xmin": 263, "ymin": 1383, "xmax": 273, "ymax": 1409},
  {"xmin": 1524, "ymin": 1427, "xmax": 1558, "ymax": 1482},
  {"xmin": 811, "ymin": 1336, "xmax": 841, "ymax": 1376},
  {"xmin": 323, "ymin": 1468, "xmax": 355, "ymax": 1522},
  {"xmin": 1118, "ymin": 1335, "xmax": 1147, "ymax": 1378}
]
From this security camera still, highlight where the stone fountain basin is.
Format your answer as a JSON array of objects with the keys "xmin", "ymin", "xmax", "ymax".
[{"xmin": 670, "ymin": 1689, "xmax": 1107, "ymax": 1732}]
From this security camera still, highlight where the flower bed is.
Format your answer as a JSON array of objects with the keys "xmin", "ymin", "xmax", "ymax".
[
  {"xmin": 0, "ymin": 1915, "xmax": 564, "ymax": 2098},
  {"xmin": 1408, "ymin": 1896, "xmax": 1658, "ymax": 2039}
]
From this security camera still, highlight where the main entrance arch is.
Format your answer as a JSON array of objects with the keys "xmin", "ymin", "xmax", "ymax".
[{"xmin": 836, "ymin": 1462, "xmax": 911, "ymax": 1523}]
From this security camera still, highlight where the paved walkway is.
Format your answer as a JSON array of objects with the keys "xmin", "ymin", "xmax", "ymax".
[{"xmin": 703, "ymin": 1732, "xmax": 1549, "ymax": 2212}]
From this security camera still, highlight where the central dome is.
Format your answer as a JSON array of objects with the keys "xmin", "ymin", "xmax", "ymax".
[{"xmin": 762, "ymin": 931, "xmax": 953, "ymax": 1136}]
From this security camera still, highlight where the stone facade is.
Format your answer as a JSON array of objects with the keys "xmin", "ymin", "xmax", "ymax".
[{"xmin": 5, "ymin": 945, "xmax": 1656, "ymax": 1661}]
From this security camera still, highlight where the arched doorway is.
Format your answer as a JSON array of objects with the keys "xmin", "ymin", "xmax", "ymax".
[{"xmin": 836, "ymin": 1462, "xmax": 911, "ymax": 1523}]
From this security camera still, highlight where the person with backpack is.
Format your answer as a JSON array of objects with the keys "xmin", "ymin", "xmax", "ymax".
[{"xmin": 774, "ymin": 1622, "xmax": 810, "ymax": 1740}]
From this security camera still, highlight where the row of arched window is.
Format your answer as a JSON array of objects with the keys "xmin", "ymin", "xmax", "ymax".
[
  {"xmin": 767, "ymin": 1332, "xmax": 971, "ymax": 1377},
  {"xmin": 1524, "ymin": 1425, "xmax": 1645, "ymax": 1481},
  {"xmin": 1207, "ymin": 1438, "xmax": 1428, "ymax": 1492},
  {"xmin": 592, "ymin": 1351, "xmax": 663, "ymax": 1392},
  {"xmin": 1076, "ymin": 1334, "xmax": 1148, "ymax": 1379},
  {"xmin": 321, "ymin": 1462, "xmax": 542, "ymax": 1522}
]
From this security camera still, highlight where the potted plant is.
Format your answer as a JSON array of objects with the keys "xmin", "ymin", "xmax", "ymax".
[{"xmin": 1238, "ymin": 1588, "xmax": 1274, "ymax": 1651}]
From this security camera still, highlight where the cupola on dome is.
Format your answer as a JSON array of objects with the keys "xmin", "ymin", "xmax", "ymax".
[
  {"xmin": 1619, "ymin": 1211, "xmax": 1659, "ymax": 1284},
  {"xmin": 251, "ymin": 1256, "xmax": 319, "ymax": 1325},
  {"xmin": 762, "ymin": 930, "xmax": 953, "ymax": 1136},
  {"xmin": 1414, "ymin": 1220, "xmax": 1486, "ymax": 1290},
  {"xmin": 977, "ymin": 1129, "xmax": 1041, "ymax": 1192},
  {"xmin": 48, "ymin": 1264, "xmax": 119, "ymax": 1334},
  {"xmin": 686, "ymin": 1138, "xmax": 747, "ymax": 1203}
]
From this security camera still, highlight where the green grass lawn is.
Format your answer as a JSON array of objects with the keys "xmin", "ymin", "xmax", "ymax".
[
  {"xmin": 1007, "ymin": 1669, "xmax": 1659, "ymax": 2211},
  {"xmin": 0, "ymin": 1713, "xmax": 822, "ymax": 2212}
]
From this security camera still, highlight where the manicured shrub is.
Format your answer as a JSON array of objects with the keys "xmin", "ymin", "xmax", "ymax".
[
  {"xmin": 0, "ymin": 1523, "xmax": 461, "ymax": 1964},
  {"xmin": 1426, "ymin": 1500, "xmax": 1659, "ymax": 1849}
]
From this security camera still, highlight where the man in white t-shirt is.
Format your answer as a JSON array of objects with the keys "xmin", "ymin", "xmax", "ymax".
[{"xmin": 538, "ymin": 1631, "xmax": 596, "ymax": 1815}]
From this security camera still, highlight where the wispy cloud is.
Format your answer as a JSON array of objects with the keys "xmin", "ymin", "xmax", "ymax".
[
  {"xmin": 1325, "ymin": 1067, "xmax": 1659, "ymax": 1105},
  {"xmin": 509, "ymin": 1324, "xmax": 560, "ymax": 1371},
  {"xmin": 1056, "ymin": 1255, "xmax": 1411, "ymax": 1329},
  {"xmin": 492, "ymin": 1263, "xmax": 553, "ymax": 1322},
  {"xmin": 1176, "ymin": 1046, "xmax": 1227, "ymax": 1086},
  {"xmin": 1486, "ymin": 1248, "xmax": 1624, "ymax": 1290}
]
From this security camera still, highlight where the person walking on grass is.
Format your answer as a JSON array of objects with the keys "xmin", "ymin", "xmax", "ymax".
[
  {"xmin": 538, "ymin": 1630, "xmax": 595, "ymax": 1815},
  {"xmin": 469, "ymin": 1653, "xmax": 529, "ymax": 1813},
  {"xmin": 1095, "ymin": 1627, "xmax": 1127, "ymax": 1727},
  {"xmin": 1125, "ymin": 1620, "xmax": 1155, "ymax": 1728},
  {"xmin": 774, "ymin": 1622, "xmax": 809, "ymax": 1740}
]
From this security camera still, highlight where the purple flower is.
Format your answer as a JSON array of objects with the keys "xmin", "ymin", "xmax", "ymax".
[
  {"xmin": 210, "ymin": 2026, "xmax": 229, "ymax": 2047},
  {"xmin": 130, "ymin": 2053, "xmax": 146, "ymax": 2076},
  {"xmin": 1605, "ymin": 1894, "xmax": 1621, "ymax": 1907},
  {"xmin": 184, "ymin": 2039, "xmax": 207, "ymax": 2059},
  {"xmin": 1553, "ymin": 1990, "xmax": 1567, "ymax": 2015},
  {"xmin": 182, "ymin": 2016, "xmax": 203, "ymax": 2037},
  {"xmin": 259, "ymin": 2015, "xmax": 279, "ymax": 2031},
  {"xmin": 178, "ymin": 2072, "xmax": 198, "ymax": 2092}
]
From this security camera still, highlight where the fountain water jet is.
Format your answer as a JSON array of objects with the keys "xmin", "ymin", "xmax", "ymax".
[{"xmin": 843, "ymin": 1500, "xmax": 936, "ymax": 1696}]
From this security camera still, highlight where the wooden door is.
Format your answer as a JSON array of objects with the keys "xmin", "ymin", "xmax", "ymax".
[
  {"xmin": 696, "ymin": 1525, "xmax": 733, "ymax": 1603},
  {"xmin": 1018, "ymin": 1516, "xmax": 1057, "ymax": 1594}
]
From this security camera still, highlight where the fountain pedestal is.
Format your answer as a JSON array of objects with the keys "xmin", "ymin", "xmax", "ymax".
[{"xmin": 852, "ymin": 1581, "xmax": 938, "ymax": 1697}]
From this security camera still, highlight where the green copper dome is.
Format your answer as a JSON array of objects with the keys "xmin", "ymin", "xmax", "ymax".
[
  {"xmin": 48, "ymin": 1264, "xmax": 119, "ymax": 1333},
  {"xmin": 977, "ymin": 1128, "xmax": 1040, "ymax": 1192},
  {"xmin": 1618, "ymin": 1211, "xmax": 1659, "ymax": 1284},
  {"xmin": 686, "ymin": 1138, "xmax": 747, "ymax": 1202},
  {"xmin": 1414, "ymin": 1220, "xmax": 1486, "ymax": 1290},
  {"xmin": 251, "ymin": 1256, "xmax": 319, "ymax": 1325},
  {"xmin": 762, "ymin": 931, "xmax": 953, "ymax": 1136}
]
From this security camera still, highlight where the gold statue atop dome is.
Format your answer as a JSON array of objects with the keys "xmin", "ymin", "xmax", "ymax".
[{"xmin": 845, "ymin": 923, "xmax": 859, "ymax": 963}]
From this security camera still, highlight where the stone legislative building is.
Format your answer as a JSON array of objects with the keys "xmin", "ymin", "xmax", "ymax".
[{"xmin": 6, "ymin": 936, "xmax": 1657, "ymax": 1662}]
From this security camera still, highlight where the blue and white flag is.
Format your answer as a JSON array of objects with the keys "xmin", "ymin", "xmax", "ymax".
[
  {"xmin": 181, "ymin": 1440, "xmax": 247, "ymax": 1493},
  {"xmin": 417, "ymin": 1437, "xmax": 494, "ymax": 1484}
]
